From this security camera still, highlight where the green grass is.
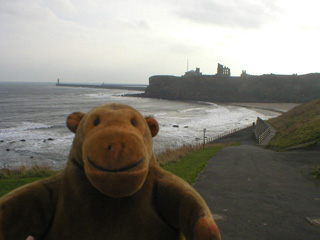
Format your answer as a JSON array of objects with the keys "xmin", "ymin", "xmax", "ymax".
[
  {"xmin": 0, "ymin": 165, "xmax": 58, "ymax": 179},
  {"xmin": 0, "ymin": 177, "xmax": 45, "ymax": 197},
  {"xmin": 0, "ymin": 165, "xmax": 58, "ymax": 197},
  {"xmin": 0, "ymin": 143, "xmax": 237, "ymax": 197},
  {"xmin": 267, "ymin": 98, "xmax": 320, "ymax": 151},
  {"xmin": 161, "ymin": 143, "xmax": 237, "ymax": 184}
]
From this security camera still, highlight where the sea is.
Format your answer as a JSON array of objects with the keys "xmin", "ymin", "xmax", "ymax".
[{"xmin": 0, "ymin": 82, "xmax": 280, "ymax": 169}]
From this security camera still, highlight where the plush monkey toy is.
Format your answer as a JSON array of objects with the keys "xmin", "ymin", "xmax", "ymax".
[{"xmin": 0, "ymin": 103, "xmax": 220, "ymax": 240}]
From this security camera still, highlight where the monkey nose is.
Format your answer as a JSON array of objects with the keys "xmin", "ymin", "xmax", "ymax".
[{"xmin": 107, "ymin": 143, "xmax": 125, "ymax": 160}]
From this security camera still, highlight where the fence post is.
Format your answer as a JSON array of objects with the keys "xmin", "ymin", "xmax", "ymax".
[{"xmin": 203, "ymin": 128, "xmax": 206, "ymax": 149}]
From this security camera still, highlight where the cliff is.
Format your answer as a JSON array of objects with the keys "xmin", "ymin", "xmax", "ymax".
[{"xmin": 143, "ymin": 73, "xmax": 320, "ymax": 103}]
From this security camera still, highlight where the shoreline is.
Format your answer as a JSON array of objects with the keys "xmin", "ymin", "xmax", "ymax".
[
  {"xmin": 127, "ymin": 93, "xmax": 299, "ymax": 114},
  {"xmin": 228, "ymin": 102, "xmax": 300, "ymax": 114}
]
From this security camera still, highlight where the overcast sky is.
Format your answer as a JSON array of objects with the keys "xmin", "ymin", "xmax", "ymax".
[{"xmin": 1, "ymin": 0, "xmax": 319, "ymax": 84}]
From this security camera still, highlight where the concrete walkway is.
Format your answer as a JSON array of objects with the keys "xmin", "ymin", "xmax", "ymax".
[{"xmin": 194, "ymin": 127, "xmax": 320, "ymax": 240}]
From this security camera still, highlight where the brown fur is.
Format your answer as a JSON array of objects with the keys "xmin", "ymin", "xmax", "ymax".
[{"xmin": 0, "ymin": 103, "xmax": 220, "ymax": 240}]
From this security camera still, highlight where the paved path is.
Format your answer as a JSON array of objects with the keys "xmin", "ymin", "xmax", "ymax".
[{"xmin": 194, "ymin": 127, "xmax": 320, "ymax": 240}]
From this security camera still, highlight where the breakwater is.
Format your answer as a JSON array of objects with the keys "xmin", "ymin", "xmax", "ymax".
[
  {"xmin": 56, "ymin": 83, "xmax": 147, "ymax": 91},
  {"xmin": 142, "ymin": 73, "xmax": 320, "ymax": 103}
]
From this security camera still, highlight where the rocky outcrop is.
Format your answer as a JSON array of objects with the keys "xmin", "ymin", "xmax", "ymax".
[{"xmin": 142, "ymin": 73, "xmax": 320, "ymax": 103}]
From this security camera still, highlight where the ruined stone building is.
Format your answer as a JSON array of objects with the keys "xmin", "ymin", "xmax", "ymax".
[{"xmin": 217, "ymin": 63, "xmax": 230, "ymax": 77}]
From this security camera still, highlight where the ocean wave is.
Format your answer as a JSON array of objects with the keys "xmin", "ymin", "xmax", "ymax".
[
  {"xmin": 0, "ymin": 122, "xmax": 55, "ymax": 141},
  {"xmin": 113, "ymin": 91, "xmax": 144, "ymax": 96},
  {"xmin": 197, "ymin": 101, "xmax": 220, "ymax": 107},
  {"xmin": 84, "ymin": 90, "xmax": 144, "ymax": 99},
  {"xmin": 83, "ymin": 93, "xmax": 113, "ymax": 98},
  {"xmin": 205, "ymin": 107, "xmax": 229, "ymax": 114},
  {"xmin": 153, "ymin": 112, "xmax": 167, "ymax": 117},
  {"xmin": 178, "ymin": 107, "xmax": 203, "ymax": 113},
  {"xmin": 0, "ymin": 122, "xmax": 54, "ymax": 132}
]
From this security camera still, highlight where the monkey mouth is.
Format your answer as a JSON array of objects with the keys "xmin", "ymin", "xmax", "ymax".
[{"xmin": 87, "ymin": 156, "xmax": 145, "ymax": 173}]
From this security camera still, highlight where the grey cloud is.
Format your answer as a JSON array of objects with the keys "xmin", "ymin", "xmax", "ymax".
[
  {"xmin": 175, "ymin": 0, "xmax": 282, "ymax": 29},
  {"xmin": 118, "ymin": 19, "xmax": 151, "ymax": 31},
  {"xmin": 135, "ymin": 19, "xmax": 151, "ymax": 30},
  {"xmin": 167, "ymin": 42, "xmax": 204, "ymax": 55},
  {"xmin": 101, "ymin": 19, "xmax": 152, "ymax": 32},
  {"xmin": 0, "ymin": 1, "xmax": 56, "ymax": 21}
]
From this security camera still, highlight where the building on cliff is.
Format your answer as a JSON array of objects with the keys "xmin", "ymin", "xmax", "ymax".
[
  {"xmin": 217, "ymin": 63, "xmax": 231, "ymax": 77},
  {"xmin": 183, "ymin": 64, "xmax": 230, "ymax": 77},
  {"xmin": 241, "ymin": 70, "xmax": 249, "ymax": 77},
  {"xmin": 184, "ymin": 67, "xmax": 202, "ymax": 77}
]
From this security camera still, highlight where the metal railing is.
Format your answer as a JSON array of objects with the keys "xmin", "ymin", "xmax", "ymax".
[
  {"xmin": 194, "ymin": 124, "xmax": 253, "ymax": 148},
  {"xmin": 255, "ymin": 117, "xmax": 271, "ymax": 144}
]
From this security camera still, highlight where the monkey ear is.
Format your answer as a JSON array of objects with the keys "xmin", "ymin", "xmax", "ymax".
[
  {"xmin": 67, "ymin": 112, "xmax": 86, "ymax": 133},
  {"xmin": 145, "ymin": 116, "xmax": 159, "ymax": 137}
]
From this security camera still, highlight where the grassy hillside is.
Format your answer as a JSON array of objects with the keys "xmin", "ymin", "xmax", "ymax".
[
  {"xmin": 267, "ymin": 98, "xmax": 320, "ymax": 150},
  {"xmin": 161, "ymin": 143, "xmax": 238, "ymax": 184}
]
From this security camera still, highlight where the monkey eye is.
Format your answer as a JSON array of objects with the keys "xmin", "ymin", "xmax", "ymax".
[
  {"xmin": 94, "ymin": 117, "xmax": 100, "ymax": 126},
  {"xmin": 131, "ymin": 119, "xmax": 137, "ymax": 127}
]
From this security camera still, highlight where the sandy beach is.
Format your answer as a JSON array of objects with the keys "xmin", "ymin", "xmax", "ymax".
[{"xmin": 230, "ymin": 102, "xmax": 300, "ymax": 114}]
